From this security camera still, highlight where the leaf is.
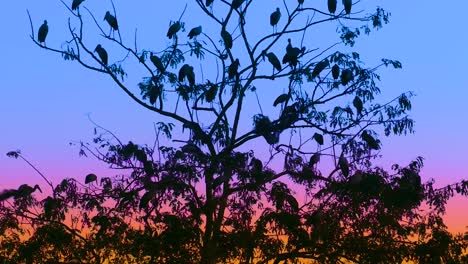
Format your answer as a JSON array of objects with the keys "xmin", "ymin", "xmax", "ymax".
[
  {"xmin": 313, "ymin": 133, "xmax": 324, "ymax": 145},
  {"xmin": 85, "ymin": 174, "xmax": 97, "ymax": 184},
  {"xmin": 6, "ymin": 151, "xmax": 20, "ymax": 159},
  {"xmin": 338, "ymin": 156, "xmax": 349, "ymax": 177},
  {"xmin": 273, "ymin": 93, "xmax": 290, "ymax": 107}
]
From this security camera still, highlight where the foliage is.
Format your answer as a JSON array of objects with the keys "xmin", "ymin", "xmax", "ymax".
[{"xmin": 2, "ymin": 0, "xmax": 467, "ymax": 263}]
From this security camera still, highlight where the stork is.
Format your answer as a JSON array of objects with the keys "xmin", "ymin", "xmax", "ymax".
[{"xmin": 38, "ymin": 20, "xmax": 48, "ymax": 45}]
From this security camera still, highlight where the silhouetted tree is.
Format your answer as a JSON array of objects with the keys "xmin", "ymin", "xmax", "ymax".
[{"xmin": 1, "ymin": 1, "xmax": 467, "ymax": 263}]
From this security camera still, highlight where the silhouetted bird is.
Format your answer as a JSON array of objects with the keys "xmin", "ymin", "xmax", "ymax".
[
  {"xmin": 328, "ymin": 0, "xmax": 337, "ymax": 14},
  {"xmin": 231, "ymin": 0, "xmax": 245, "ymax": 9},
  {"xmin": 94, "ymin": 44, "xmax": 108, "ymax": 65},
  {"xmin": 228, "ymin": 58, "xmax": 240, "ymax": 79},
  {"xmin": 104, "ymin": 11, "xmax": 118, "ymax": 31},
  {"xmin": 179, "ymin": 64, "xmax": 195, "ymax": 86},
  {"xmin": 353, "ymin": 96, "xmax": 363, "ymax": 115},
  {"xmin": 282, "ymin": 39, "xmax": 305, "ymax": 68},
  {"xmin": 221, "ymin": 29, "xmax": 233, "ymax": 50},
  {"xmin": 38, "ymin": 20, "xmax": 48, "ymax": 44},
  {"xmin": 332, "ymin": 64, "xmax": 340, "ymax": 79},
  {"xmin": 265, "ymin": 52, "xmax": 281, "ymax": 72},
  {"xmin": 71, "ymin": 0, "xmax": 85, "ymax": 10},
  {"xmin": 343, "ymin": 0, "xmax": 352, "ymax": 14},
  {"xmin": 0, "ymin": 184, "xmax": 42, "ymax": 202},
  {"xmin": 150, "ymin": 52, "xmax": 165, "ymax": 73},
  {"xmin": 206, "ymin": 0, "xmax": 214, "ymax": 7},
  {"xmin": 270, "ymin": 8, "xmax": 281, "ymax": 33},
  {"xmin": 167, "ymin": 22, "xmax": 181, "ymax": 39},
  {"xmin": 188, "ymin": 26, "xmax": 202, "ymax": 39}
]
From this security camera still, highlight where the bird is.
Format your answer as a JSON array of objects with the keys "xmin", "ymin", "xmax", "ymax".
[
  {"xmin": 270, "ymin": 8, "xmax": 281, "ymax": 33},
  {"xmin": 353, "ymin": 96, "xmax": 363, "ymax": 115},
  {"xmin": 228, "ymin": 59, "xmax": 240, "ymax": 79},
  {"xmin": 179, "ymin": 64, "xmax": 195, "ymax": 86},
  {"xmin": 298, "ymin": 0, "xmax": 304, "ymax": 8},
  {"xmin": 221, "ymin": 29, "xmax": 233, "ymax": 50},
  {"xmin": 71, "ymin": 0, "xmax": 85, "ymax": 10},
  {"xmin": 206, "ymin": 0, "xmax": 214, "ymax": 7},
  {"xmin": 38, "ymin": 20, "xmax": 48, "ymax": 44},
  {"xmin": 231, "ymin": 0, "xmax": 245, "ymax": 9},
  {"xmin": 188, "ymin": 26, "xmax": 202, "ymax": 39},
  {"xmin": 343, "ymin": 0, "xmax": 352, "ymax": 14},
  {"xmin": 94, "ymin": 44, "xmax": 108, "ymax": 65},
  {"xmin": 265, "ymin": 52, "xmax": 281, "ymax": 72},
  {"xmin": 328, "ymin": 0, "xmax": 337, "ymax": 14},
  {"xmin": 332, "ymin": 64, "xmax": 340, "ymax": 79},
  {"xmin": 0, "ymin": 184, "xmax": 42, "ymax": 202},
  {"xmin": 167, "ymin": 22, "xmax": 181, "ymax": 39},
  {"xmin": 282, "ymin": 39, "xmax": 304, "ymax": 68},
  {"xmin": 104, "ymin": 11, "xmax": 118, "ymax": 31},
  {"xmin": 150, "ymin": 53, "xmax": 165, "ymax": 73},
  {"xmin": 361, "ymin": 130, "xmax": 380, "ymax": 150}
]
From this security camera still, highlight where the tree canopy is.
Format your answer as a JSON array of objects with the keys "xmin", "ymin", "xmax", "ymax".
[{"xmin": 1, "ymin": 0, "xmax": 467, "ymax": 263}]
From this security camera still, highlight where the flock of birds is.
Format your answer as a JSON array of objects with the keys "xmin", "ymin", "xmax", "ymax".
[
  {"xmin": 34, "ymin": 0, "xmax": 353, "ymax": 80},
  {"xmin": 5, "ymin": 0, "xmax": 358, "ymax": 203}
]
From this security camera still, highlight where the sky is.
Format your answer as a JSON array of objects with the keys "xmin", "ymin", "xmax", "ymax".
[{"xmin": 0, "ymin": 1, "xmax": 467, "ymax": 232}]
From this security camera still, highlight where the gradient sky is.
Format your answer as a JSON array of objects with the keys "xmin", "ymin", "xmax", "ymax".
[{"xmin": 1, "ymin": 1, "xmax": 467, "ymax": 232}]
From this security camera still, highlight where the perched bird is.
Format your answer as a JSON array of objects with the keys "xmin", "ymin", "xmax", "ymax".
[
  {"xmin": 179, "ymin": 64, "xmax": 195, "ymax": 86},
  {"xmin": 340, "ymin": 69, "xmax": 353, "ymax": 85},
  {"xmin": 71, "ymin": 0, "xmax": 85, "ymax": 10},
  {"xmin": 188, "ymin": 26, "xmax": 202, "ymax": 39},
  {"xmin": 361, "ymin": 130, "xmax": 380, "ymax": 150},
  {"xmin": 167, "ymin": 22, "xmax": 181, "ymax": 39},
  {"xmin": 265, "ymin": 52, "xmax": 281, "ymax": 72},
  {"xmin": 328, "ymin": 0, "xmax": 337, "ymax": 14},
  {"xmin": 94, "ymin": 44, "xmax": 108, "ymax": 65},
  {"xmin": 298, "ymin": 0, "xmax": 304, "ymax": 8},
  {"xmin": 231, "ymin": 0, "xmax": 245, "ymax": 9},
  {"xmin": 0, "ymin": 184, "xmax": 42, "ymax": 202},
  {"xmin": 150, "ymin": 52, "xmax": 165, "ymax": 73},
  {"xmin": 270, "ymin": 8, "xmax": 281, "ymax": 32},
  {"xmin": 206, "ymin": 0, "xmax": 214, "ymax": 7},
  {"xmin": 228, "ymin": 58, "xmax": 240, "ymax": 79},
  {"xmin": 221, "ymin": 29, "xmax": 233, "ymax": 50},
  {"xmin": 343, "ymin": 0, "xmax": 352, "ymax": 14},
  {"xmin": 353, "ymin": 96, "xmax": 363, "ymax": 115},
  {"xmin": 338, "ymin": 155, "xmax": 349, "ymax": 177},
  {"xmin": 104, "ymin": 11, "xmax": 118, "ymax": 31},
  {"xmin": 332, "ymin": 64, "xmax": 340, "ymax": 79},
  {"xmin": 282, "ymin": 39, "xmax": 305, "ymax": 68},
  {"xmin": 38, "ymin": 20, "xmax": 48, "ymax": 44}
]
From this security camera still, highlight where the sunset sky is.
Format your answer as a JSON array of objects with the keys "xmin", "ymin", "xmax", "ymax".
[{"xmin": 1, "ymin": 1, "xmax": 467, "ymax": 232}]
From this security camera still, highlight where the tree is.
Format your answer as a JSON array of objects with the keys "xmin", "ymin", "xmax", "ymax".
[{"xmin": 1, "ymin": 0, "xmax": 467, "ymax": 263}]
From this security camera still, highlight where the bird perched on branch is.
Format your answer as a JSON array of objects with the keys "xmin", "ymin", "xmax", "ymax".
[
  {"xmin": 328, "ymin": 0, "xmax": 337, "ymax": 14},
  {"xmin": 71, "ymin": 0, "xmax": 85, "ymax": 10},
  {"xmin": 179, "ymin": 64, "xmax": 195, "ymax": 86},
  {"xmin": 282, "ymin": 39, "xmax": 305, "ymax": 68},
  {"xmin": 167, "ymin": 22, "xmax": 181, "ymax": 39},
  {"xmin": 104, "ymin": 11, "xmax": 118, "ymax": 31},
  {"xmin": 228, "ymin": 59, "xmax": 240, "ymax": 79},
  {"xmin": 188, "ymin": 26, "xmax": 202, "ymax": 39},
  {"xmin": 0, "ymin": 184, "xmax": 42, "ymax": 202},
  {"xmin": 38, "ymin": 20, "xmax": 48, "ymax": 44},
  {"xmin": 150, "ymin": 52, "xmax": 165, "ymax": 73},
  {"xmin": 221, "ymin": 29, "xmax": 233, "ymax": 50},
  {"xmin": 263, "ymin": 51, "xmax": 281, "ymax": 72},
  {"xmin": 343, "ymin": 0, "xmax": 352, "ymax": 14},
  {"xmin": 94, "ymin": 44, "xmax": 108, "ymax": 65},
  {"xmin": 231, "ymin": 0, "xmax": 245, "ymax": 9},
  {"xmin": 270, "ymin": 8, "xmax": 281, "ymax": 33}
]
